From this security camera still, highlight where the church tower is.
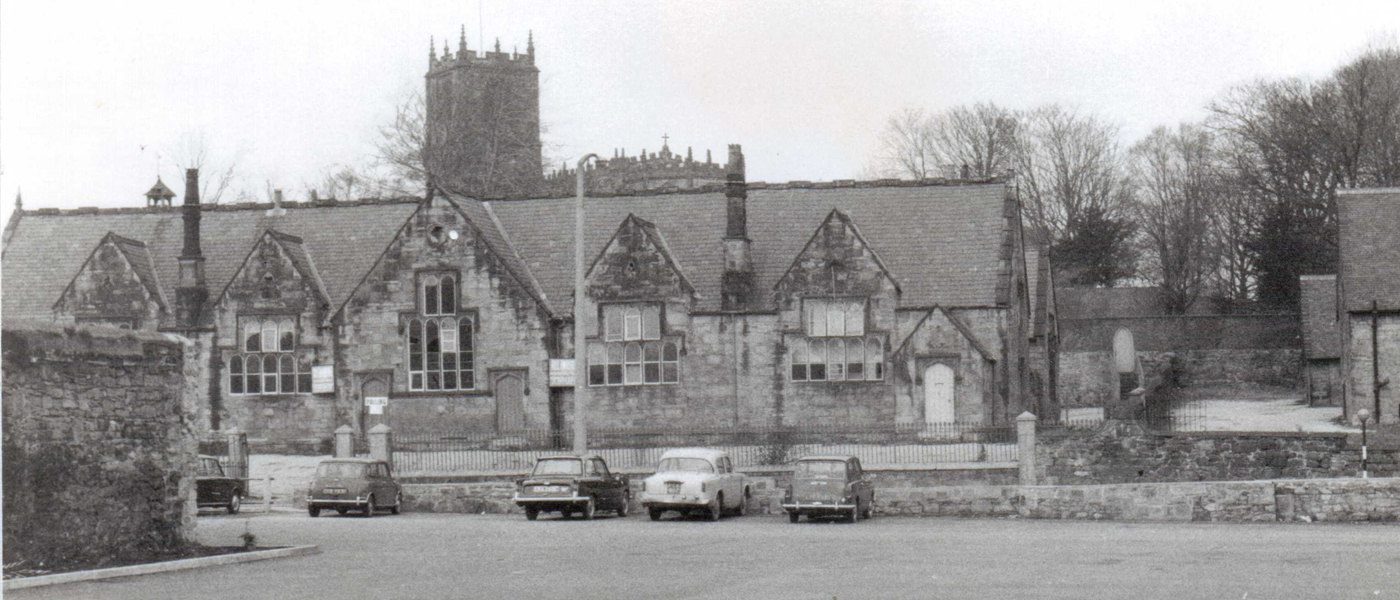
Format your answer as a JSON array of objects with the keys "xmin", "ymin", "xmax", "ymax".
[{"xmin": 425, "ymin": 27, "xmax": 543, "ymax": 197}]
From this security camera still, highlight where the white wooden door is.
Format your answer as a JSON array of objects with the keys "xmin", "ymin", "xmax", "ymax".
[{"xmin": 924, "ymin": 364, "xmax": 956, "ymax": 424}]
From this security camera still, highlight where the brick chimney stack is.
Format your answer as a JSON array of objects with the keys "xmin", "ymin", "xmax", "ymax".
[
  {"xmin": 176, "ymin": 168, "xmax": 208, "ymax": 328},
  {"xmin": 721, "ymin": 144, "xmax": 754, "ymax": 311}
]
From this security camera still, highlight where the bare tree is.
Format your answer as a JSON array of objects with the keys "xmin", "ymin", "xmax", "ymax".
[
  {"xmin": 168, "ymin": 131, "xmax": 245, "ymax": 204},
  {"xmin": 1014, "ymin": 105, "xmax": 1133, "ymax": 243},
  {"xmin": 928, "ymin": 103, "xmax": 1020, "ymax": 178},
  {"xmin": 865, "ymin": 107, "xmax": 941, "ymax": 179},
  {"xmin": 1128, "ymin": 124, "xmax": 1221, "ymax": 313},
  {"xmin": 379, "ymin": 65, "xmax": 546, "ymax": 199}
]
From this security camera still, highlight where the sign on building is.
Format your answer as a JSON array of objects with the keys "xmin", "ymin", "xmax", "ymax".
[
  {"xmin": 311, "ymin": 365, "xmax": 335, "ymax": 393},
  {"xmin": 549, "ymin": 359, "xmax": 575, "ymax": 387},
  {"xmin": 365, "ymin": 395, "xmax": 388, "ymax": 415}
]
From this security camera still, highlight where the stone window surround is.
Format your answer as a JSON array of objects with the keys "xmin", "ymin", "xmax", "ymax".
[
  {"xmin": 789, "ymin": 334, "xmax": 887, "ymax": 383},
  {"xmin": 404, "ymin": 312, "xmax": 477, "ymax": 392},
  {"xmin": 588, "ymin": 338, "xmax": 681, "ymax": 386},
  {"xmin": 229, "ymin": 315, "xmax": 310, "ymax": 395},
  {"xmin": 803, "ymin": 297, "xmax": 867, "ymax": 338},
  {"xmin": 601, "ymin": 302, "xmax": 663, "ymax": 342}
]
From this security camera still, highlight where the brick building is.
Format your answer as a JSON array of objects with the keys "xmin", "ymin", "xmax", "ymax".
[
  {"xmin": 1299, "ymin": 274, "xmax": 1343, "ymax": 406},
  {"xmin": 2, "ymin": 149, "xmax": 1041, "ymax": 448},
  {"xmin": 1336, "ymin": 188, "xmax": 1400, "ymax": 425}
]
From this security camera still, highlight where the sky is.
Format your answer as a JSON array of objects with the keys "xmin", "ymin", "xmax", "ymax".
[{"xmin": 1, "ymin": 0, "xmax": 1397, "ymax": 227}]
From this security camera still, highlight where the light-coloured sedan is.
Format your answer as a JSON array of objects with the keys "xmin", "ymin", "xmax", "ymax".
[{"xmin": 639, "ymin": 448, "xmax": 750, "ymax": 521}]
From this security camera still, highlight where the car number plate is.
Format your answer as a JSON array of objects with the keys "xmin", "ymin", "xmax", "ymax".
[
  {"xmin": 323, "ymin": 487, "xmax": 347, "ymax": 494},
  {"xmin": 666, "ymin": 483, "xmax": 681, "ymax": 494},
  {"xmin": 531, "ymin": 485, "xmax": 569, "ymax": 493}
]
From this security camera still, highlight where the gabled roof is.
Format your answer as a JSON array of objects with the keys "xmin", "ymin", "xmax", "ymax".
[
  {"xmin": 1337, "ymin": 188, "xmax": 1400, "ymax": 313},
  {"xmin": 5, "ymin": 180, "xmax": 1015, "ymax": 322},
  {"xmin": 492, "ymin": 182, "xmax": 1011, "ymax": 314},
  {"xmin": 586, "ymin": 214, "xmax": 698, "ymax": 296},
  {"xmin": 775, "ymin": 209, "xmax": 901, "ymax": 295},
  {"xmin": 893, "ymin": 305, "xmax": 996, "ymax": 362},
  {"xmin": 3, "ymin": 199, "xmax": 420, "ymax": 323},
  {"xmin": 218, "ymin": 229, "xmax": 332, "ymax": 309},
  {"xmin": 54, "ymin": 231, "xmax": 170, "ymax": 313}
]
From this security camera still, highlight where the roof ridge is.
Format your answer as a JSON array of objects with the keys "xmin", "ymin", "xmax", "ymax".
[{"xmin": 17, "ymin": 197, "xmax": 424, "ymax": 217}]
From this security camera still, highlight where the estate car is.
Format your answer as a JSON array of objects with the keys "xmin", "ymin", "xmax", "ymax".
[
  {"xmin": 782, "ymin": 455, "xmax": 874, "ymax": 523},
  {"xmin": 639, "ymin": 448, "xmax": 750, "ymax": 521},
  {"xmin": 513, "ymin": 455, "xmax": 631, "ymax": 520},
  {"xmin": 307, "ymin": 458, "xmax": 402, "ymax": 517},
  {"xmin": 196, "ymin": 455, "xmax": 247, "ymax": 514}
]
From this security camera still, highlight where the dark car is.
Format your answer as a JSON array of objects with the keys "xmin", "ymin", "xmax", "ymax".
[
  {"xmin": 782, "ymin": 455, "xmax": 875, "ymax": 523},
  {"xmin": 513, "ymin": 455, "xmax": 630, "ymax": 520},
  {"xmin": 196, "ymin": 455, "xmax": 247, "ymax": 514},
  {"xmin": 307, "ymin": 458, "xmax": 402, "ymax": 518}
]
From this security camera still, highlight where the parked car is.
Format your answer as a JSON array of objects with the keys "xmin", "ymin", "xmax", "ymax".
[
  {"xmin": 782, "ymin": 455, "xmax": 874, "ymax": 523},
  {"xmin": 307, "ymin": 458, "xmax": 402, "ymax": 517},
  {"xmin": 196, "ymin": 455, "xmax": 247, "ymax": 514},
  {"xmin": 639, "ymin": 448, "xmax": 750, "ymax": 521},
  {"xmin": 513, "ymin": 455, "xmax": 630, "ymax": 520}
]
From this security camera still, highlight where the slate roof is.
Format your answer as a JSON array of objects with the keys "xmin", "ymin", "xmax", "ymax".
[
  {"xmin": 1337, "ymin": 188, "xmax": 1400, "ymax": 313},
  {"xmin": 4, "ymin": 180, "xmax": 1014, "ymax": 322},
  {"xmin": 1298, "ymin": 274, "xmax": 1341, "ymax": 360},
  {"xmin": 4, "ymin": 200, "xmax": 420, "ymax": 323},
  {"xmin": 492, "ymin": 182, "xmax": 1012, "ymax": 313}
]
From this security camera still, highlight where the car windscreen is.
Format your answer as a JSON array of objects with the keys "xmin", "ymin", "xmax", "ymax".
[
  {"xmin": 795, "ymin": 461, "xmax": 845, "ymax": 477},
  {"xmin": 656, "ymin": 457, "xmax": 714, "ymax": 473},
  {"xmin": 532, "ymin": 458, "xmax": 583, "ymax": 476},
  {"xmin": 316, "ymin": 462, "xmax": 367, "ymax": 478}
]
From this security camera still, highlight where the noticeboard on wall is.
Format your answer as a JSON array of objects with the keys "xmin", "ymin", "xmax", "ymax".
[
  {"xmin": 549, "ymin": 359, "xmax": 575, "ymax": 387},
  {"xmin": 311, "ymin": 365, "xmax": 335, "ymax": 394}
]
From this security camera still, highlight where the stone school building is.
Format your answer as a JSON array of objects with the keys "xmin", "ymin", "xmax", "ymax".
[{"xmin": 2, "ymin": 149, "xmax": 1044, "ymax": 448}]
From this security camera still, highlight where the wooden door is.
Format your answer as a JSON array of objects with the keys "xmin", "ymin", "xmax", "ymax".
[
  {"xmin": 923, "ymin": 364, "xmax": 956, "ymax": 424},
  {"xmin": 494, "ymin": 372, "xmax": 526, "ymax": 432}
]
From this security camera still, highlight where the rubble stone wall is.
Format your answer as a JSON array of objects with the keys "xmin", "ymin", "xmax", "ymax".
[{"xmin": 1, "ymin": 323, "xmax": 197, "ymax": 566}]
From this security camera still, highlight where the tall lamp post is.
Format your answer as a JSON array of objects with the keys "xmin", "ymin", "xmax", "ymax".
[
  {"xmin": 572, "ymin": 154, "xmax": 599, "ymax": 455},
  {"xmin": 1357, "ymin": 408, "xmax": 1372, "ymax": 479}
]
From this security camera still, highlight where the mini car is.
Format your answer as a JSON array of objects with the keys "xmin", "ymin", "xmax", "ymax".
[
  {"xmin": 307, "ymin": 458, "xmax": 402, "ymax": 518},
  {"xmin": 513, "ymin": 455, "xmax": 630, "ymax": 520},
  {"xmin": 196, "ymin": 455, "xmax": 247, "ymax": 514},
  {"xmin": 639, "ymin": 448, "xmax": 750, "ymax": 521},
  {"xmin": 782, "ymin": 455, "xmax": 874, "ymax": 523}
]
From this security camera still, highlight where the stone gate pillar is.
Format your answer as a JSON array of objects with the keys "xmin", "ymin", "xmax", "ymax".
[
  {"xmin": 1016, "ymin": 412, "xmax": 1037, "ymax": 486},
  {"xmin": 368, "ymin": 423, "xmax": 393, "ymax": 471},
  {"xmin": 335, "ymin": 425, "xmax": 355, "ymax": 458},
  {"xmin": 225, "ymin": 428, "xmax": 248, "ymax": 481}
]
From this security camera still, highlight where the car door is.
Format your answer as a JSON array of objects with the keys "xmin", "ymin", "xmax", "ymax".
[
  {"xmin": 371, "ymin": 463, "xmax": 390, "ymax": 503},
  {"xmin": 720, "ymin": 456, "xmax": 739, "ymax": 508},
  {"xmin": 593, "ymin": 458, "xmax": 622, "ymax": 509},
  {"xmin": 851, "ymin": 458, "xmax": 872, "ymax": 506}
]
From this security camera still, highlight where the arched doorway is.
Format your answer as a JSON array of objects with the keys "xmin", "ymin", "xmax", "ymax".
[
  {"xmin": 923, "ymin": 363, "xmax": 956, "ymax": 424},
  {"xmin": 494, "ymin": 372, "xmax": 525, "ymax": 432},
  {"xmin": 1112, "ymin": 328, "xmax": 1136, "ymax": 374}
]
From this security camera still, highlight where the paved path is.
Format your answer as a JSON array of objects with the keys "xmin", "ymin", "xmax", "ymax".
[{"xmin": 11, "ymin": 511, "xmax": 1399, "ymax": 599}]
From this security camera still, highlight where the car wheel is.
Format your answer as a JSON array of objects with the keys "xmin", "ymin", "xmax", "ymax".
[
  {"xmin": 789, "ymin": 512, "xmax": 800, "ymax": 524},
  {"xmin": 308, "ymin": 506, "xmax": 321, "ymax": 518},
  {"xmin": 617, "ymin": 492, "xmax": 630, "ymax": 517},
  {"xmin": 361, "ymin": 496, "xmax": 375, "ymax": 518},
  {"xmin": 649, "ymin": 508, "xmax": 663, "ymax": 521},
  {"xmin": 582, "ymin": 497, "xmax": 596, "ymax": 520},
  {"xmin": 227, "ymin": 494, "xmax": 242, "ymax": 515},
  {"xmin": 390, "ymin": 492, "xmax": 402, "ymax": 515},
  {"xmin": 708, "ymin": 494, "xmax": 722, "ymax": 521},
  {"xmin": 336, "ymin": 508, "xmax": 348, "ymax": 516}
]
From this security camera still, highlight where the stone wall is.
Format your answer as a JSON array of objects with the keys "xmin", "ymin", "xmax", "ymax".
[
  {"xmin": 1058, "ymin": 349, "xmax": 1302, "ymax": 407},
  {"xmin": 393, "ymin": 470, "xmax": 1399, "ymax": 523},
  {"xmin": 397, "ymin": 465, "xmax": 1018, "ymax": 514},
  {"xmin": 1036, "ymin": 422, "xmax": 1398, "ymax": 485},
  {"xmin": 2, "ymin": 323, "xmax": 198, "ymax": 566}
]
